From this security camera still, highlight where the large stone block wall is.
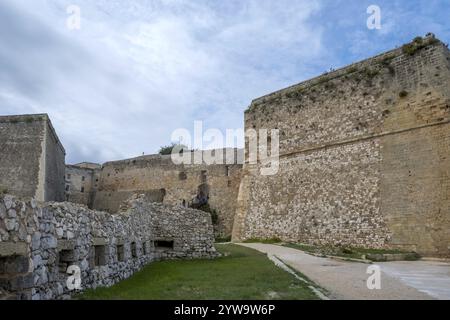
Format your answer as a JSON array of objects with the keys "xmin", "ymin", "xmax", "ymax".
[
  {"xmin": 0, "ymin": 194, "xmax": 217, "ymax": 300},
  {"xmin": 93, "ymin": 150, "xmax": 242, "ymax": 237},
  {"xmin": 233, "ymin": 36, "xmax": 450, "ymax": 257},
  {"xmin": 0, "ymin": 114, "xmax": 65, "ymax": 202}
]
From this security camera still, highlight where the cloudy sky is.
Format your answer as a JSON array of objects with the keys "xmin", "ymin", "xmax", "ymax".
[{"xmin": 0, "ymin": 0, "xmax": 449, "ymax": 164}]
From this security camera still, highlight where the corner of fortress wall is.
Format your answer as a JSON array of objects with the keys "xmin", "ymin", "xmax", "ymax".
[
  {"xmin": 0, "ymin": 114, "xmax": 65, "ymax": 203},
  {"xmin": 234, "ymin": 36, "xmax": 450, "ymax": 257},
  {"xmin": 0, "ymin": 194, "xmax": 217, "ymax": 300}
]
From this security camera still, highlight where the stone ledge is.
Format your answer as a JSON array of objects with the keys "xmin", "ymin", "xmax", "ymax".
[{"xmin": 0, "ymin": 242, "xmax": 28, "ymax": 257}]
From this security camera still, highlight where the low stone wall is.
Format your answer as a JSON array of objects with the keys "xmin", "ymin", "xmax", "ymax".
[{"xmin": 0, "ymin": 194, "xmax": 218, "ymax": 300}]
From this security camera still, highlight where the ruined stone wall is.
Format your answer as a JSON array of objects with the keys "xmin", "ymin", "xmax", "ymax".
[
  {"xmin": 0, "ymin": 194, "xmax": 217, "ymax": 300},
  {"xmin": 93, "ymin": 150, "xmax": 242, "ymax": 237},
  {"xmin": 233, "ymin": 36, "xmax": 450, "ymax": 257},
  {"xmin": 0, "ymin": 114, "xmax": 65, "ymax": 202}
]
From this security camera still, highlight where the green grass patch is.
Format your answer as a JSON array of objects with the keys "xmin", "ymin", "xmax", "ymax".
[
  {"xmin": 283, "ymin": 243, "xmax": 419, "ymax": 262},
  {"xmin": 215, "ymin": 236, "xmax": 232, "ymax": 243},
  {"xmin": 78, "ymin": 244, "xmax": 319, "ymax": 300},
  {"xmin": 242, "ymin": 238, "xmax": 282, "ymax": 244}
]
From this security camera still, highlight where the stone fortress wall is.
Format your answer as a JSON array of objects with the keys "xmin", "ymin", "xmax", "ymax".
[
  {"xmin": 233, "ymin": 35, "xmax": 450, "ymax": 257},
  {"xmin": 67, "ymin": 150, "xmax": 243, "ymax": 238},
  {"xmin": 0, "ymin": 194, "xmax": 217, "ymax": 300},
  {"xmin": 0, "ymin": 114, "xmax": 65, "ymax": 202}
]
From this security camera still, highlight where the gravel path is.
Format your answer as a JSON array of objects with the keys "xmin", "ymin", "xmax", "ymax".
[{"xmin": 238, "ymin": 243, "xmax": 445, "ymax": 300}]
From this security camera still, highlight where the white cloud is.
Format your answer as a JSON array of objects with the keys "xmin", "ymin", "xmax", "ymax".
[{"xmin": 0, "ymin": 0, "xmax": 324, "ymax": 163}]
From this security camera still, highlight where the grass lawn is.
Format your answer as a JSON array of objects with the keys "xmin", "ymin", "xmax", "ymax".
[
  {"xmin": 78, "ymin": 244, "xmax": 319, "ymax": 300},
  {"xmin": 283, "ymin": 243, "xmax": 420, "ymax": 261}
]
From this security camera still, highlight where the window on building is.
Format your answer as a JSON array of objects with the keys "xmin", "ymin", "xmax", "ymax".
[
  {"xmin": 0, "ymin": 255, "xmax": 30, "ymax": 277},
  {"xmin": 155, "ymin": 240, "xmax": 174, "ymax": 250},
  {"xmin": 81, "ymin": 176, "xmax": 85, "ymax": 182},
  {"xmin": 67, "ymin": 174, "xmax": 71, "ymax": 180},
  {"xmin": 65, "ymin": 185, "xmax": 70, "ymax": 192},
  {"xmin": 131, "ymin": 242, "xmax": 137, "ymax": 258},
  {"xmin": 81, "ymin": 187, "xmax": 85, "ymax": 193},
  {"xmin": 117, "ymin": 245, "xmax": 125, "ymax": 262},
  {"xmin": 225, "ymin": 166, "xmax": 230, "ymax": 177},
  {"xmin": 94, "ymin": 246, "xmax": 106, "ymax": 266},
  {"xmin": 58, "ymin": 249, "xmax": 75, "ymax": 273}
]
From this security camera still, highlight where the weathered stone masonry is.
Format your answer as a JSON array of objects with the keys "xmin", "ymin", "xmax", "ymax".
[
  {"xmin": 67, "ymin": 150, "xmax": 243, "ymax": 238},
  {"xmin": 233, "ymin": 36, "xmax": 450, "ymax": 257},
  {"xmin": 0, "ymin": 194, "xmax": 217, "ymax": 300},
  {"xmin": 0, "ymin": 114, "xmax": 65, "ymax": 202}
]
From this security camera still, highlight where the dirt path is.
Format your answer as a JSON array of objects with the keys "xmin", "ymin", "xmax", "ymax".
[{"xmin": 238, "ymin": 243, "xmax": 447, "ymax": 300}]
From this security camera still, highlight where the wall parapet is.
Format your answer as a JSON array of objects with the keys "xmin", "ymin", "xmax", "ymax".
[{"xmin": 247, "ymin": 35, "xmax": 442, "ymax": 111}]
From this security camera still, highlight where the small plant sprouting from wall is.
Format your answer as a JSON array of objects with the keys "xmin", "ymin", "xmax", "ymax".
[
  {"xmin": 402, "ymin": 36, "xmax": 439, "ymax": 56},
  {"xmin": 346, "ymin": 66, "xmax": 358, "ymax": 74},
  {"xmin": 399, "ymin": 90, "xmax": 409, "ymax": 98},
  {"xmin": 380, "ymin": 55, "xmax": 395, "ymax": 75},
  {"xmin": 363, "ymin": 68, "xmax": 380, "ymax": 79},
  {"xmin": 158, "ymin": 143, "xmax": 188, "ymax": 155},
  {"xmin": 0, "ymin": 187, "xmax": 9, "ymax": 195}
]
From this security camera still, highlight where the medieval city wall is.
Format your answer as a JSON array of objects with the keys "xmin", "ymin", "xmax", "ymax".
[
  {"xmin": 233, "ymin": 36, "xmax": 450, "ymax": 257},
  {"xmin": 0, "ymin": 194, "xmax": 217, "ymax": 300}
]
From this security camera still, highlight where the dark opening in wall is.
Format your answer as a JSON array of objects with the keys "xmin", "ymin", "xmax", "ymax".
[
  {"xmin": 65, "ymin": 185, "xmax": 70, "ymax": 192},
  {"xmin": 67, "ymin": 174, "xmax": 71, "ymax": 180},
  {"xmin": 117, "ymin": 245, "xmax": 125, "ymax": 262},
  {"xmin": 201, "ymin": 170, "xmax": 207, "ymax": 183},
  {"xmin": 93, "ymin": 246, "xmax": 106, "ymax": 266},
  {"xmin": 155, "ymin": 240, "xmax": 174, "ymax": 250},
  {"xmin": 0, "ymin": 255, "xmax": 29, "ymax": 276},
  {"xmin": 131, "ymin": 242, "xmax": 137, "ymax": 258},
  {"xmin": 81, "ymin": 187, "xmax": 85, "ymax": 193},
  {"xmin": 0, "ymin": 255, "xmax": 31, "ymax": 295},
  {"xmin": 179, "ymin": 172, "xmax": 187, "ymax": 180},
  {"xmin": 193, "ymin": 184, "xmax": 210, "ymax": 207},
  {"xmin": 225, "ymin": 166, "xmax": 230, "ymax": 177},
  {"xmin": 58, "ymin": 250, "xmax": 75, "ymax": 273},
  {"xmin": 81, "ymin": 176, "xmax": 85, "ymax": 182}
]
